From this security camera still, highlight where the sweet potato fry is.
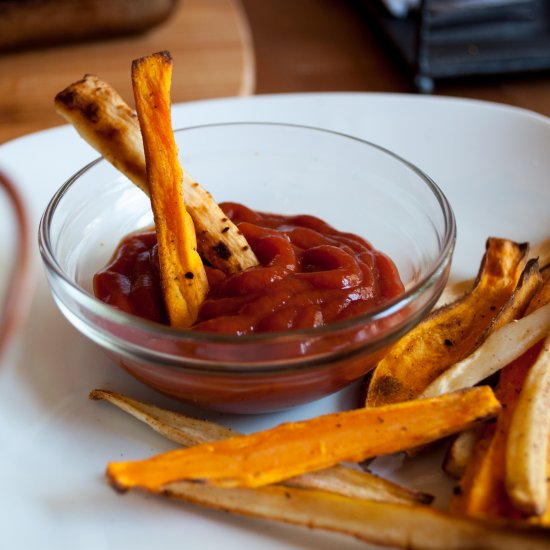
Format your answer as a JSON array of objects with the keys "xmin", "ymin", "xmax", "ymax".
[
  {"xmin": 106, "ymin": 386, "xmax": 500, "ymax": 492},
  {"xmin": 54, "ymin": 73, "xmax": 259, "ymax": 274},
  {"xmin": 449, "ymin": 343, "xmax": 539, "ymax": 521},
  {"xmin": 446, "ymin": 277, "xmax": 550, "ymax": 521},
  {"xmin": 479, "ymin": 258, "xmax": 542, "ymax": 335},
  {"xmin": 424, "ymin": 263, "xmax": 549, "ymax": 400},
  {"xmin": 435, "ymin": 279, "xmax": 473, "ymax": 309},
  {"xmin": 90, "ymin": 388, "xmax": 432, "ymax": 505},
  {"xmin": 524, "ymin": 273, "xmax": 550, "ymax": 312},
  {"xmin": 366, "ymin": 238, "xmax": 527, "ymax": 406},
  {"xmin": 421, "ymin": 301, "xmax": 550, "ymax": 398},
  {"xmin": 160, "ymin": 482, "xmax": 550, "ymax": 550},
  {"xmin": 404, "ymin": 256, "xmax": 538, "ymax": 461},
  {"xmin": 435, "ymin": 235, "xmax": 550, "ymax": 308},
  {"xmin": 506, "ymin": 335, "xmax": 550, "ymax": 516},
  {"xmin": 131, "ymin": 52, "xmax": 208, "ymax": 327}
]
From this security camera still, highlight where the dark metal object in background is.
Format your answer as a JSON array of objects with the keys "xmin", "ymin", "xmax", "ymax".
[{"xmin": 360, "ymin": 0, "xmax": 550, "ymax": 92}]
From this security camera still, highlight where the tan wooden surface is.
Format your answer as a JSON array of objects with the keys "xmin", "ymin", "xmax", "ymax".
[
  {"xmin": 2, "ymin": 0, "xmax": 548, "ymax": 147},
  {"xmin": 0, "ymin": 0, "xmax": 255, "ymax": 144},
  {"xmin": 241, "ymin": 0, "xmax": 550, "ymax": 118}
]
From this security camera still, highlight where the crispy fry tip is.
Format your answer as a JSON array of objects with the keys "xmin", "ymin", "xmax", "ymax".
[
  {"xmin": 108, "ymin": 474, "xmax": 131, "ymax": 494},
  {"xmin": 416, "ymin": 492, "xmax": 435, "ymax": 506},
  {"xmin": 132, "ymin": 50, "xmax": 172, "ymax": 69},
  {"xmin": 88, "ymin": 389, "xmax": 102, "ymax": 401}
]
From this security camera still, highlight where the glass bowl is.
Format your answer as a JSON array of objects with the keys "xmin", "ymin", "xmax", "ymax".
[{"xmin": 39, "ymin": 122, "xmax": 455, "ymax": 413}]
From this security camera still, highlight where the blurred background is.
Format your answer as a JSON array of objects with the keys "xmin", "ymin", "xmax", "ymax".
[
  {"xmin": 1, "ymin": 0, "xmax": 548, "ymax": 143},
  {"xmin": 243, "ymin": 0, "xmax": 550, "ymax": 98}
]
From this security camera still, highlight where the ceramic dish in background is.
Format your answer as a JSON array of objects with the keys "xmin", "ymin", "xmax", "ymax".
[{"xmin": 39, "ymin": 122, "xmax": 455, "ymax": 413}]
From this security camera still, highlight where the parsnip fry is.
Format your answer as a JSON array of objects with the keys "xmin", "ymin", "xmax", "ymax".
[
  {"xmin": 54, "ymin": 73, "xmax": 259, "ymax": 274},
  {"xmin": 529, "ymin": 235, "xmax": 550, "ymax": 273},
  {"xmin": 524, "ymin": 274, "xmax": 550, "ymax": 312},
  {"xmin": 107, "ymin": 386, "xmax": 500, "ymax": 492},
  {"xmin": 406, "ymin": 257, "xmax": 539, "ymax": 460},
  {"xmin": 55, "ymin": 74, "xmax": 148, "ymax": 194},
  {"xmin": 89, "ymin": 388, "xmax": 235, "ymax": 446},
  {"xmin": 131, "ymin": 52, "xmax": 207, "ymax": 327},
  {"xmin": 160, "ymin": 482, "xmax": 550, "ymax": 550},
  {"xmin": 449, "ymin": 344, "xmax": 538, "ymax": 520},
  {"xmin": 90, "ymin": 388, "xmax": 432, "ymax": 505},
  {"xmin": 421, "ymin": 302, "xmax": 550, "ymax": 398},
  {"xmin": 506, "ymin": 335, "xmax": 550, "ymax": 516},
  {"xmin": 424, "ymin": 265, "xmax": 550, "ymax": 399},
  {"xmin": 447, "ymin": 277, "xmax": 550, "ymax": 521},
  {"xmin": 443, "ymin": 427, "xmax": 481, "ymax": 480},
  {"xmin": 366, "ymin": 238, "xmax": 527, "ymax": 406},
  {"xmin": 286, "ymin": 466, "xmax": 434, "ymax": 506}
]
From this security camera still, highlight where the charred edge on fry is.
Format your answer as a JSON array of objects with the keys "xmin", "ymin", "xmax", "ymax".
[{"xmin": 213, "ymin": 241, "xmax": 232, "ymax": 260}]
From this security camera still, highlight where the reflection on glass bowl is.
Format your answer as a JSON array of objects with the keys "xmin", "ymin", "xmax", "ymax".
[{"xmin": 39, "ymin": 123, "xmax": 455, "ymax": 413}]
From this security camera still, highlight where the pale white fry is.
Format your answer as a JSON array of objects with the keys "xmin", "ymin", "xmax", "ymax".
[
  {"xmin": 54, "ymin": 74, "xmax": 259, "ymax": 274},
  {"xmin": 162, "ymin": 482, "xmax": 550, "ymax": 550},
  {"xmin": 506, "ymin": 335, "xmax": 550, "ymax": 516},
  {"xmin": 420, "ymin": 302, "xmax": 550, "ymax": 398},
  {"xmin": 286, "ymin": 466, "xmax": 433, "ymax": 506},
  {"xmin": 89, "ymin": 389, "xmax": 234, "ymax": 446}
]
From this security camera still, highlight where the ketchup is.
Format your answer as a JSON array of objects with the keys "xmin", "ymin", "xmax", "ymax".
[{"xmin": 94, "ymin": 203, "xmax": 404, "ymax": 334}]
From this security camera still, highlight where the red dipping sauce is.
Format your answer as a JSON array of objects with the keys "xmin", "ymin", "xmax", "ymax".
[{"xmin": 94, "ymin": 202, "xmax": 404, "ymax": 334}]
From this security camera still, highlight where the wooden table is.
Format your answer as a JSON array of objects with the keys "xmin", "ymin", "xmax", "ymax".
[
  {"xmin": 0, "ymin": 0, "xmax": 254, "ymax": 144},
  {"xmin": 2, "ymin": 0, "xmax": 548, "ymax": 146},
  {"xmin": 241, "ymin": 0, "xmax": 550, "ymax": 118}
]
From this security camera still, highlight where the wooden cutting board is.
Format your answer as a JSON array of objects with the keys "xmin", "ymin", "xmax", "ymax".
[{"xmin": 0, "ymin": 0, "xmax": 255, "ymax": 144}]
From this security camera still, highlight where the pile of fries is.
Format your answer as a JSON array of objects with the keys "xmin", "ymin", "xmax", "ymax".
[
  {"xmin": 55, "ymin": 52, "xmax": 259, "ymax": 328},
  {"xmin": 56, "ymin": 52, "xmax": 550, "ymax": 549},
  {"xmin": 364, "ymin": 236, "xmax": 550, "ymax": 528}
]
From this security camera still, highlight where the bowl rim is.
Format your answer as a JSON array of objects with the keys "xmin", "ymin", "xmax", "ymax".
[{"xmin": 38, "ymin": 121, "xmax": 456, "ymax": 346}]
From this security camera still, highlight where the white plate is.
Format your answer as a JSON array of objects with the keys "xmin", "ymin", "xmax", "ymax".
[{"xmin": 0, "ymin": 93, "xmax": 548, "ymax": 549}]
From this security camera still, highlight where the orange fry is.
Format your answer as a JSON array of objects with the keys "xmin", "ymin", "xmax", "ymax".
[
  {"xmin": 366, "ymin": 238, "xmax": 527, "ymax": 406},
  {"xmin": 449, "ymin": 276, "xmax": 550, "ymax": 524},
  {"xmin": 132, "ymin": 51, "xmax": 208, "ymax": 327},
  {"xmin": 449, "ymin": 344, "xmax": 540, "ymax": 520},
  {"xmin": 54, "ymin": 73, "xmax": 259, "ymax": 275},
  {"xmin": 90, "ymin": 388, "xmax": 433, "ymax": 506},
  {"xmin": 107, "ymin": 386, "xmax": 500, "ymax": 492}
]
